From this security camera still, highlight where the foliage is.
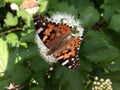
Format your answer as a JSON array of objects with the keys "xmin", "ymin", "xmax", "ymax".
[{"xmin": 0, "ymin": 0, "xmax": 120, "ymax": 90}]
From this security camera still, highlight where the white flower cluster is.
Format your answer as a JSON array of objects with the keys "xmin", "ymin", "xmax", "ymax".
[
  {"xmin": 51, "ymin": 12, "xmax": 84, "ymax": 40},
  {"xmin": 92, "ymin": 76, "xmax": 113, "ymax": 90}
]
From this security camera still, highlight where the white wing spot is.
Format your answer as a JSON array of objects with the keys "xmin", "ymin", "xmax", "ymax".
[
  {"xmin": 43, "ymin": 22, "xmax": 46, "ymax": 26},
  {"xmin": 62, "ymin": 60, "xmax": 69, "ymax": 66},
  {"xmin": 73, "ymin": 61, "xmax": 75, "ymax": 63},
  {"xmin": 75, "ymin": 55, "xmax": 78, "ymax": 58},
  {"xmin": 71, "ymin": 58, "xmax": 74, "ymax": 61},
  {"xmin": 77, "ymin": 47, "xmax": 79, "ymax": 50},
  {"xmin": 34, "ymin": 22, "xmax": 37, "ymax": 25},
  {"xmin": 68, "ymin": 65, "xmax": 72, "ymax": 69},
  {"xmin": 37, "ymin": 27, "xmax": 43, "ymax": 33}
]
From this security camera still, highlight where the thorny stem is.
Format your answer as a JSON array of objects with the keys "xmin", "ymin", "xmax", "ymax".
[{"xmin": 0, "ymin": 27, "xmax": 22, "ymax": 35}]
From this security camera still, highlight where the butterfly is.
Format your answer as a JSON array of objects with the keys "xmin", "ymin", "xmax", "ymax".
[{"xmin": 33, "ymin": 14, "xmax": 80, "ymax": 69}]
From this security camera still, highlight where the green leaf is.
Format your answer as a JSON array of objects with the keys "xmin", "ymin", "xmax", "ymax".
[
  {"xmin": 38, "ymin": 0, "xmax": 48, "ymax": 13},
  {"xmin": 20, "ymin": 29, "xmax": 35, "ymax": 42},
  {"xmin": 18, "ymin": 45, "xmax": 39, "ymax": 60},
  {"xmin": 6, "ymin": 33, "xmax": 18, "ymax": 47},
  {"xmin": 64, "ymin": 0, "xmax": 94, "ymax": 13},
  {"xmin": 49, "ymin": 1, "xmax": 78, "ymax": 16},
  {"xmin": 0, "ymin": 0, "xmax": 5, "ymax": 7},
  {"xmin": 33, "ymin": 72, "xmax": 45, "ymax": 86},
  {"xmin": 5, "ymin": 47, "xmax": 18, "ymax": 76},
  {"xmin": 31, "ymin": 58, "xmax": 49, "ymax": 72},
  {"xmin": 101, "ymin": 0, "xmax": 120, "ymax": 23},
  {"xmin": 106, "ymin": 61, "xmax": 120, "ymax": 71},
  {"xmin": 80, "ymin": 6, "xmax": 100, "ymax": 28},
  {"xmin": 80, "ymin": 59, "xmax": 92, "ymax": 72},
  {"xmin": 0, "ymin": 38, "xmax": 9, "ymax": 76},
  {"xmin": 109, "ymin": 14, "xmax": 120, "ymax": 32},
  {"xmin": 55, "ymin": 67, "xmax": 85, "ymax": 90},
  {"xmin": 0, "ymin": 79, "xmax": 9, "ymax": 90},
  {"xmin": 4, "ymin": 12, "xmax": 18, "ymax": 26},
  {"xmin": 57, "ymin": 2, "xmax": 78, "ymax": 15},
  {"xmin": 83, "ymin": 31, "xmax": 120, "ymax": 63},
  {"xmin": 7, "ymin": 0, "xmax": 22, "ymax": 4},
  {"xmin": 17, "ymin": 9, "xmax": 32, "ymax": 27},
  {"xmin": 10, "ymin": 65, "xmax": 31, "ymax": 84}
]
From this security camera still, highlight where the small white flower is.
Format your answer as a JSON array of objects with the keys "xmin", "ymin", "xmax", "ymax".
[
  {"xmin": 100, "ymin": 84, "xmax": 103, "ymax": 88},
  {"xmin": 111, "ymin": 61, "xmax": 115, "ymax": 64},
  {"xmin": 106, "ymin": 79, "xmax": 111, "ymax": 83},
  {"xmin": 94, "ymin": 86, "xmax": 98, "ymax": 90},
  {"xmin": 10, "ymin": 3, "xmax": 19, "ymax": 11},
  {"xmin": 97, "ymin": 82, "xmax": 100, "ymax": 85},
  {"xmin": 100, "ymin": 78, "xmax": 104, "ymax": 82},
  {"xmin": 95, "ymin": 76, "xmax": 99, "ymax": 81},
  {"xmin": 93, "ymin": 81, "xmax": 97, "ymax": 85}
]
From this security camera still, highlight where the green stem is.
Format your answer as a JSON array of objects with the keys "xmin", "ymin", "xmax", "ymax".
[{"xmin": 0, "ymin": 27, "xmax": 22, "ymax": 35}]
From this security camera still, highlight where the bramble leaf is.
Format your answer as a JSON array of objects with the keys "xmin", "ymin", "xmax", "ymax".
[
  {"xmin": 83, "ymin": 31, "xmax": 120, "ymax": 63},
  {"xmin": 109, "ymin": 14, "xmax": 120, "ymax": 32},
  {"xmin": 4, "ymin": 12, "xmax": 18, "ymax": 26},
  {"xmin": 80, "ymin": 6, "xmax": 100, "ymax": 27}
]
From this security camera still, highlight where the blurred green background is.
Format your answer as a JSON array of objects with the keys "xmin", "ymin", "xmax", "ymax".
[{"xmin": 0, "ymin": 0, "xmax": 120, "ymax": 90}]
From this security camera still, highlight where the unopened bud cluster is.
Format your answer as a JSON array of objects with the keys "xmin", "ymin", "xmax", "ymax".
[{"xmin": 92, "ymin": 76, "xmax": 113, "ymax": 90}]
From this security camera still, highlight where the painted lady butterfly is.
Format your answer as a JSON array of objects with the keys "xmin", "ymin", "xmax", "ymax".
[{"xmin": 33, "ymin": 14, "xmax": 80, "ymax": 69}]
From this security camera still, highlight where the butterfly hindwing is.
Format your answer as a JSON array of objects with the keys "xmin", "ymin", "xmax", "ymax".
[{"xmin": 54, "ymin": 37, "xmax": 80, "ymax": 69}]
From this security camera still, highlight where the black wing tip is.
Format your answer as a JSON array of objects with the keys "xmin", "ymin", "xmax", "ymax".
[
  {"xmin": 69, "ymin": 60, "xmax": 80, "ymax": 69},
  {"xmin": 58, "ymin": 58, "xmax": 80, "ymax": 69},
  {"xmin": 33, "ymin": 14, "xmax": 45, "ymax": 20}
]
